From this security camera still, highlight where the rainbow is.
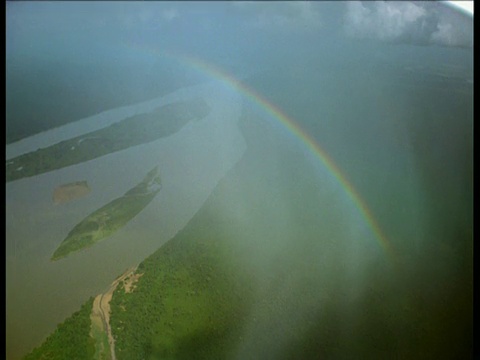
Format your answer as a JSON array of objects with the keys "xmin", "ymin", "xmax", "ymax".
[{"xmin": 125, "ymin": 42, "xmax": 396, "ymax": 261}]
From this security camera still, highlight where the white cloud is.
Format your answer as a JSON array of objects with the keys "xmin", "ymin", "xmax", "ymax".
[
  {"xmin": 113, "ymin": 5, "xmax": 180, "ymax": 31},
  {"xmin": 344, "ymin": 1, "xmax": 426, "ymax": 41},
  {"xmin": 235, "ymin": 2, "xmax": 322, "ymax": 32},
  {"xmin": 138, "ymin": 9, "xmax": 154, "ymax": 24},
  {"xmin": 432, "ymin": 18, "xmax": 456, "ymax": 45},
  {"xmin": 431, "ymin": 9, "xmax": 473, "ymax": 47},
  {"xmin": 344, "ymin": 1, "xmax": 472, "ymax": 47},
  {"xmin": 161, "ymin": 8, "xmax": 178, "ymax": 22}
]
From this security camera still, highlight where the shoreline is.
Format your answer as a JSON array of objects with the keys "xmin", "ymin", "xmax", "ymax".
[
  {"xmin": 6, "ymin": 80, "xmax": 218, "ymax": 161},
  {"xmin": 91, "ymin": 266, "xmax": 138, "ymax": 360},
  {"xmin": 6, "ymin": 79, "xmax": 245, "ymax": 360}
]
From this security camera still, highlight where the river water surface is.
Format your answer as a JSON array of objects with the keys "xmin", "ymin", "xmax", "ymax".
[{"xmin": 6, "ymin": 80, "xmax": 246, "ymax": 360}]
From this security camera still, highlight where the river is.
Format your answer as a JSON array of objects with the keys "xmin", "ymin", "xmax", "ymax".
[{"xmin": 5, "ymin": 80, "xmax": 246, "ymax": 360}]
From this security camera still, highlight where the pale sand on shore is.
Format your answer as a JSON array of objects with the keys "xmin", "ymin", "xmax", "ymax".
[{"xmin": 90, "ymin": 266, "xmax": 139, "ymax": 360}]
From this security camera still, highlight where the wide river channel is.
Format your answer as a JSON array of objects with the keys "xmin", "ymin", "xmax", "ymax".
[{"xmin": 6, "ymin": 80, "xmax": 246, "ymax": 360}]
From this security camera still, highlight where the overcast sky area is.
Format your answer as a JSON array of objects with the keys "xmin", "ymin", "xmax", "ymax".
[
  {"xmin": 6, "ymin": 1, "xmax": 473, "ymax": 65},
  {"xmin": 5, "ymin": 1, "xmax": 473, "ymax": 143}
]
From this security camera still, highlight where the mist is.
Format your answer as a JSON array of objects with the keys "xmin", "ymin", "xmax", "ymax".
[{"xmin": 6, "ymin": 2, "xmax": 472, "ymax": 359}]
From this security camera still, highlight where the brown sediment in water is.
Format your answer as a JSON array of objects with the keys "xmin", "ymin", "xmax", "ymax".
[{"xmin": 53, "ymin": 180, "xmax": 91, "ymax": 204}]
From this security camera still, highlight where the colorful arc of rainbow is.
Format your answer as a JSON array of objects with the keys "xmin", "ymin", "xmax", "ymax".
[{"xmin": 126, "ymin": 43, "xmax": 396, "ymax": 261}]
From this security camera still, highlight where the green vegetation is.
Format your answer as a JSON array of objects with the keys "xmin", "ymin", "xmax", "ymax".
[
  {"xmin": 106, "ymin": 109, "xmax": 337, "ymax": 359},
  {"xmin": 109, "ymin": 220, "xmax": 256, "ymax": 360},
  {"xmin": 24, "ymin": 298, "xmax": 95, "ymax": 360},
  {"xmin": 90, "ymin": 315, "xmax": 111, "ymax": 360},
  {"xmin": 25, "ymin": 90, "xmax": 472, "ymax": 359},
  {"xmin": 51, "ymin": 166, "xmax": 162, "ymax": 261},
  {"xmin": 108, "ymin": 105, "xmax": 473, "ymax": 359},
  {"xmin": 6, "ymin": 98, "xmax": 210, "ymax": 183}
]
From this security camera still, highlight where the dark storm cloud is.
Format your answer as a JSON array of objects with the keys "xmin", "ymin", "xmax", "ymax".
[{"xmin": 343, "ymin": 1, "xmax": 472, "ymax": 48}]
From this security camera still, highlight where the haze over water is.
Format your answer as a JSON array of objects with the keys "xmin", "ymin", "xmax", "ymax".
[{"xmin": 6, "ymin": 2, "xmax": 472, "ymax": 359}]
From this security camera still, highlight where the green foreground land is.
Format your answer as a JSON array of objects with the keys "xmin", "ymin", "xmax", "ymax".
[
  {"xmin": 51, "ymin": 166, "xmax": 162, "ymax": 261},
  {"xmin": 6, "ymin": 98, "xmax": 210, "ymax": 183},
  {"xmin": 24, "ymin": 101, "xmax": 472, "ymax": 359}
]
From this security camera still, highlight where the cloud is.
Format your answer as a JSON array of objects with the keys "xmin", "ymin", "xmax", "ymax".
[
  {"xmin": 343, "ymin": 1, "xmax": 472, "ymax": 47},
  {"xmin": 161, "ymin": 8, "xmax": 178, "ymax": 22},
  {"xmin": 234, "ymin": 2, "xmax": 322, "ymax": 32},
  {"xmin": 431, "ymin": 9, "xmax": 472, "ymax": 47},
  {"xmin": 116, "ymin": 5, "xmax": 175, "ymax": 27},
  {"xmin": 344, "ymin": 2, "xmax": 426, "ymax": 41}
]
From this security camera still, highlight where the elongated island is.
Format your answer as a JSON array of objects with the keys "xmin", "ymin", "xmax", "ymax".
[
  {"xmin": 51, "ymin": 166, "xmax": 162, "ymax": 261},
  {"xmin": 6, "ymin": 97, "xmax": 210, "ymax": 183}
]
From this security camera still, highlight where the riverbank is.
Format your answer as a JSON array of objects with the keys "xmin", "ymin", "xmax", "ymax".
[
  {"xmin": 6, "ymin": 80, "xmax": 245, "ymax": 360},
  {"xmin": 90, "ymin": 266, "xmax": 138, "ymax": 360}
]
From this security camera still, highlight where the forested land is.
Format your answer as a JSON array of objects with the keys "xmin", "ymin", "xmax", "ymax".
[{"xmin": 24, "ymin": 298, "xmax": 95, "ymax": 360}]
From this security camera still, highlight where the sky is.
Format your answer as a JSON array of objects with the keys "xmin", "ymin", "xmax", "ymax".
[
  {"xmin": 6, "ymin": 1, "xmax": 473, "ymax": 65},
  {"xmin": 446, "ymin": 1, "xmax": 474, "ymax": 15}
]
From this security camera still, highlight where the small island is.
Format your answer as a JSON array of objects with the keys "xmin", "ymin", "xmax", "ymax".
[
  {"xmin": 53, "ymin": 180, "xmax": 91, "ymax": 204},
  {"xmin": 51, "ymin": 166, "xmax": 162, "ymax": 261}
]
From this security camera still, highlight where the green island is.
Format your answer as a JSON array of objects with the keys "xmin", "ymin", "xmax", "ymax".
[
  {"xmin": 24, "ymin": 297, "xmax": 95, "ymax": 360},
  {"xmin": 6, "ymin": 98, "xmax": 210, "ymax": 183},
  {"xmin": 51, "ymin": 166, "xmax": 162, "ymax": 261}
]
